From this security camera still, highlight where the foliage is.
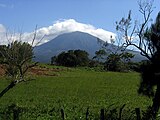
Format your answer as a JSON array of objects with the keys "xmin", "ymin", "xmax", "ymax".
[
  {"xmin": 50, "ymin": 56, "xmax": 57, "ymax": 65},
  {"xmin": 104, "ymin": 52, "xmax": 134, "ymax": 72},
  {"xmin": 137, "ymin": 13, "xmax": 160, "ymax": 116},
  {"xmin": 88, "ymin": 60, "xmax": 104, "ymax": 71},
  {"xmin": 0, "ymin": 41, "xmax": 34, "ymax": 79},
  {"xmin": 143, "ymin": 12, "xmax": 160, "ymax": 58},
  {"xmin": 116, "ymin": 0, "xmax": 160, "ymax": 117},
  {"xmin": 138, "ymin": 60, "xmax": 155, "ymax": 97},
  {"xmin": 73, "ymin": 50, "xmax": 89, "ymax": 66},
  {"xmin": 127, "ymin": 62, "xmax": 142, "ymax": 72},
  {"xmin": 115, "ymin": 1, "xmax": 160, "ymax": 62},
  {"xmin": 0, "ymin": 45, "xmax": 6, "ymax": 63},
  {"xmin": 51, "ymin": 49, "xmax": 89, "ymax": 67},
  {"xmin": 0, "ymin": 40, "xmax": 37, "ymax": 98},
  {"xmin": 105, "ymin": 53, "xmax": 122, "ymax": 72},
  {"xmin": 93, "ymin": 49, "xmax": 107, "ymax": 61}
]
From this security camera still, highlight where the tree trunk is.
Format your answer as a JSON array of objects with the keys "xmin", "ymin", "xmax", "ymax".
[
  {"xmin": 0, "ymin": 80, "xmax": 17, "ymax": 98},
  {"xmin": 151, "ymin": 84, "xmax": 160, "ymax": 119}
]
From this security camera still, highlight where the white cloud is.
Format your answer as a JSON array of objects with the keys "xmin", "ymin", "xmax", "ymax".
[
  {"xmin": 0, "ymin": 19, "xmax": 116, "ymax": 46},
  {"xmin": 0, "ymin": 24, "xmax": 6, "ymax": 33},
  {"xmin": 0, "ymin": 24, "xmax": 7, "ymax": 45}
]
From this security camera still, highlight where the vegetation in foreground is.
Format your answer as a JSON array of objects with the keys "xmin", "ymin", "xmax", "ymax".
[{"xmin": 0, "ymin": 65, "xmax": 152, "ymax": 119}]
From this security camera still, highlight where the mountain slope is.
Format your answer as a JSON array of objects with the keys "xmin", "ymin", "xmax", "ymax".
[
  {"xmin": 34, "ymin": 31, "xmax": 146, "ymax": 63},
  {"xmin": 34, "ymin": 31, "xmax": 102, "ymax": 63}
]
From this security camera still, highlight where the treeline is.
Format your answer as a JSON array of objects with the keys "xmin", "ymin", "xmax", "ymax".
[
  {"xmin": 51, "ymin": 49, "xmax": 144, "ymax": 72},
  {"xmin": 0, "ymin": 45, "xmax": 144, "ymax": 73}
]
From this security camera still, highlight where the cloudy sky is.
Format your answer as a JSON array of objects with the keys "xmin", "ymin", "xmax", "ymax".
[{"xmin": 0, "ymin": 0, "xmax": 159, "ymax": 45}]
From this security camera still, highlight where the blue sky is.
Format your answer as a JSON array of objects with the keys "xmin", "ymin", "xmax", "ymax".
[
  {"xmin": 0, "ymin": 0, "xmax": 159, "ymax": 45},
  {"xmin": 0, "ymin": 0, "xmax": 159, "ymax": 32}
]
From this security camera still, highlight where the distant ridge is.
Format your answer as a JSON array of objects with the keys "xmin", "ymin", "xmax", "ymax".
[{"xmin": 34, "ymin": 31, "xmax": 146, "ymax": 63}]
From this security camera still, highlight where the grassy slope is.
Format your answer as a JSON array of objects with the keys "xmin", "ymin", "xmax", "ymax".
[{"xmin": 0, "ymin": 65, "xmax": 152, "ymax": 119}]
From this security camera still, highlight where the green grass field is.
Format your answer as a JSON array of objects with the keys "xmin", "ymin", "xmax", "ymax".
[{"xmin": 0, "ymin": 65, "xmax": 152, "ymax": 119}]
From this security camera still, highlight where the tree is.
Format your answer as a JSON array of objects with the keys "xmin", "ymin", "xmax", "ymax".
[
  {"xmin": 54, "ymin": 51, "xmax": 77, "ymax": 67},
  {"xmin": 120, "ymin": 52, "xmax": 135, "ymax": 63},
  {"xmin": 74, "ymin": 50, "xmax": 89, "ymax": 66},
  {"xmin": 51, "ymin": 56, "xmax": 57, "ymax": 65},
  {"xmin": 0, "ymin": 32, "xmax": 38, "ymax": 98},
  {"xmin": 105, "ymin": 53, "xmax": 122, "ymax": 71},
  {"xmin": 93, "ymin": 49, "xmax": 107, "ymax": 61},
  {"xmin": 0, "ymin": 45, "xmax": 6, "ymax": 63},
  {"xmin": 52, "ymin": 50, "xmax": 89, "ymax": 67},
  {"xmin": 120, "ymin": 52, "xmax": 135, "ymax": 71},
  {"xmin": 104, "ymin": 52, "xmax": 134, "ymax": 72},
  {"xmin": 116, "ymin": 0, "xmax": 160, "ymax": 118}
]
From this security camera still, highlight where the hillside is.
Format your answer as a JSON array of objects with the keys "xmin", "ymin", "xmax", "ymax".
[
  {"xmin": 34, "ymin": 31, "xmax": 103, "ymax": 63},
  {"xmin": 34, "ymin": 31, "xmax": 145, "ymax": 63}
]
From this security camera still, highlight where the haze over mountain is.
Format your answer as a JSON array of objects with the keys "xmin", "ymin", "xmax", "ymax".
[{"xmin": 34, "ymin": 31, "xmax": 145, "ymax": 63}]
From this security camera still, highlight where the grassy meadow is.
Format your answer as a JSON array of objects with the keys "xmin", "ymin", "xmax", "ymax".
[{"xmin": 0, "ymin": 65, "xmax": 152, "ymax": 119}]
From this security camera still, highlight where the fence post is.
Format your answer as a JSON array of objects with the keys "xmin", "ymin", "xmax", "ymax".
[
  {"xmin": 100, "ymin": 109, "xmax": 105, "ymax": 120},
  {"xmin": 61, "ymin": 109, "xmax": 65, "ymax": 120},
  {"xmin": 119, "ymin": 104, "xmax": 126, "ymax": 120},
  {"xmin": 135, "ymin": 108, "xmax": 141, "ymax": 120},
  {"xmin": 13, "ymin": 109, "xmax": 19, "ymax": 120},
  {"xmin": 86, "ymin": 107, "xmax": 89, "ymax": 120}
]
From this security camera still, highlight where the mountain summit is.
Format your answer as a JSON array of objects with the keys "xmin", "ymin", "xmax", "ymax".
[
  {"xmin": 34, "ymin": 31, "xmax": 145, "ymax": 63},
  {"xmin": 34, "ymin": 31, "xmax": 103, "ymax": 63}
]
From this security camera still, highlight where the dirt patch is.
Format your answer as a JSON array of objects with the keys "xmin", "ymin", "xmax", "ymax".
[
  {"xmin": 0, "ymin": 65, "xmax": 5, "ymax": 76},
  {"xmin": 0, "ymin": 64, "xmax": 65, "ymax": 76},
  {"xmin": 28, "ymin": 67, "xmax": 62, "ymax": 76}
]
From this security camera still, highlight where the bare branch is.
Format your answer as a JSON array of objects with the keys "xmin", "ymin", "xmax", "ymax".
[
  {"xmin": 31, "ymin": 25, "xmax": 38, "ymax": 46},
  {"xmin": 115, "ymin": 0, "xmax": 155, "ymax": 61}
]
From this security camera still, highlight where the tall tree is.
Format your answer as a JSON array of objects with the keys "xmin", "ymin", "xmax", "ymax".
[
  {"xmin": 0, "ymin": 31, "xmax": 39, "ymax": 98},
  {"xmin": 116, "ymin": 0, "xmax": 160, "ymax": 118}
]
